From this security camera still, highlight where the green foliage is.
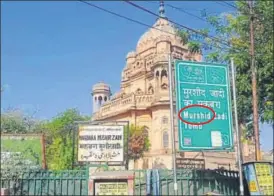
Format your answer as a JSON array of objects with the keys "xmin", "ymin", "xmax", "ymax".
[
  {"xmin": 127, "ymin": 124, "xmax": 150, "ymax": 160},
  {"xmin": 177, "ymin": 1, "xmax": 274, "ymax": 137},
  {"xmin": 1, "ymin": 150, "xmax": 40, "ymax": 180},
  {"xmin": 1, "ymin": 109, "xmax": 45, "ymax": 182},
  {"xmin": 0, "ymin": 108, "xmax": 90, "ymax": 178},
  {"xmin": 1, "ymin": 108, "xmax": 43, "ymax": 133},
  {"xmin": 1, "ymin": 137, "xmax": 42, "ymax": 165},
  {"xmin": 188, "ymin": 41, "xmax": 202, "ymax": 54},
  {"xmin": 42, "ymin": 108, "xmax": 89, "ymax": 170},
  {"xmin": 1, "ymin": 137, "xmax": 41, "ymax": 188},
  {"xmin": 177, "ymin": 30, "xmax": 190, "ymax": 45}
]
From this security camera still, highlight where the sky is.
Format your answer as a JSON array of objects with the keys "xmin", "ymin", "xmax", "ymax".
[{"xmin": 1, "ymin": 1, "xmax": 272, "ymax": 151}]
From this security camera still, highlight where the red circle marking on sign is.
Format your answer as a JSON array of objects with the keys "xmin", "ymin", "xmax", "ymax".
[{"xmin": 178, "ymin": 104, "xmax": 216, "ymax": 125}]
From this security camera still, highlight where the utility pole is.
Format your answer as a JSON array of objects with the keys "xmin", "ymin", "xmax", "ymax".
[
  {"xmin": 168, "ymin": 54, "xmax": 178, "ymax": 196},
  {"xmin": 248, "ymin": 0, "xmax": 261, "ymax": 161},
  {"xmin": 231, "ymin": 58, "xmax": 245, "ymax": 196}
]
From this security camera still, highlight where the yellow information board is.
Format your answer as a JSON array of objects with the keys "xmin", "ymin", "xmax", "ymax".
[
  {"xmin": 95, "ymin": 182, "xmax": 128, "ymax": 195},
  {"xmin": 255, "ymin": 163, "xmax": 273, "ymax": 195}
]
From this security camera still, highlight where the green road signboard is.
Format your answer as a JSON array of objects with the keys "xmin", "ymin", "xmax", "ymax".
[{"xmin": 175, "ymin": 60, "xmax": 234, "ymax": 151}]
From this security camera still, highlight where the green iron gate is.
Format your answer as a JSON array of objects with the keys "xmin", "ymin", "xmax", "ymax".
[
  {"xmin": 1, "ymin": 170, "xmax": 88, "ymax": 196},
  {"xmin": 133, "ymin": 169, "xmax": 241, "ymax": 195},
  {"xmin": 1, "ymin": 168, "xmax": 241, "ymax": 195}
]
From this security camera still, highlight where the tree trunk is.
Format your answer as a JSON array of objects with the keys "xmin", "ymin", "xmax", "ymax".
[
  {"xmin": 134, "ymin": 159, "xmax": 138, "ymax": 169},
  {"xmin": 238, "ymin": 123, "xmax": 245, "ymax": 162}
]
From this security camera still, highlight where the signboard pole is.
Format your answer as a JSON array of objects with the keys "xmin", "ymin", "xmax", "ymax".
[
  {"xmin": 231, "ymin": 58, "xmax": 244, "ymax": 195},
  {"xmin": 72, "ymin": 125, "xmax": 76, "ymax": 169},
  {"xmin": 168, "ymin": 53, "xmax": 178, "ymax": 195},
  {"xmin": 41, "ymin": 134, "xmax": 47, "ymax": 169}
]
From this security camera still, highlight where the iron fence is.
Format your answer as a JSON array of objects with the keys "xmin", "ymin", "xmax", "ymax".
[
  {"xmin": 132, "ymin": 168, "xmax": 240, "ymax": 195},
  {"xmin": 1, "ymin": 168, "xmax": 241, "ymax": 195},
  {"xmin": 1, "ymin": 170, "xmax": 88, "ymax": 196}
]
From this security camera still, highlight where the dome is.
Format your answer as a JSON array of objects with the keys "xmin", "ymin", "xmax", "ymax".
[
  {"xmin": 126, "ymin": 51, "xmax": 136, "ymax": 59},
  {"xmin": 92, "ymin": 81, "xmax": 110, "ymax": 92},
  {"xmin": 136, "ymin": 18, "xmax": 178, "ymax": 52}
]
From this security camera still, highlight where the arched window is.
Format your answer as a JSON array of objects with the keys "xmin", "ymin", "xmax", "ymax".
[
  {"xmin": 161, "ymin": 70, "xmax": 167, "ymax": 78},
  {"xmin": 163, "ymin": 131, "xmax": 169, "ymax": 148},
  {"xmin": 94, "ymin": 96, "xmax": 97, "ymax": 101},
  {"xmin": 104, "ymin": 96, "xmax": 107, "ymax": 102},
  {"xmin": 161, "ymin": 70, "xmax": 168, "ymax": 90},
  {"xmin": 156, "ymin": 71, "xmax": 159, "ymax": 77},
  {"xmin": 98, "ymin": 96, "xmax": 102, "ymax": 105},
  {"xmin": 162, "ymin": 116, "xmax": 168, "ymax": 124},
  {"xmin": 148, "ymin": 85, "xmax": 154, "ymax": 94}
]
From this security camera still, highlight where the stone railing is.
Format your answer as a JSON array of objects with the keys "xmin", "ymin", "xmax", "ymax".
[
  {"xmin": 93, "ymin": 93, "xmax": 154, "ymax": 120},
  {"xmin": 135, "ymin": 94, "xmax": 154, "ymax": 108},
  {"xmin": 93, "ymin": 93, "xmax": 135, "ymax": 119}
]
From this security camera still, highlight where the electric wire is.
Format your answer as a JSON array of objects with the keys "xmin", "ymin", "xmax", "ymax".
[
  {"xmin": 222, "ymin": 1, "xmax": 238, "ymax": 9},
  {"xmin": 163, "ymin": 2, "xmax": 238, "ymax": 22},
  {"xmin": 78, "ymin": 0, "xmax": 176, "ymax": 37},
  {"xmin": 123, "ymin": 0, "xmax": 231, "ymax": 48},
  {"xmin": 147, "ymin": 2, "xmax": 238, "ymax": 26},
  {"xmin": 78, "ymin": 1, "xmax": 244, "ymax": 54},
  {"xmin": 78, "ymin": 1, "xmax": 225, "ymax": 52},
  {"xmin": 215, "ymin": 1, "xmax": 237, "ymax": 9},
  {"xmin": 163, "ymin": 3, "xmax": 207, "ymax": 22}
]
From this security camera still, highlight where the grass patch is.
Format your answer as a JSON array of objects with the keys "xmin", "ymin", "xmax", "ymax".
[{"xmin": 1, "ymin": 136, "xmax": 42, "ymax": 166}]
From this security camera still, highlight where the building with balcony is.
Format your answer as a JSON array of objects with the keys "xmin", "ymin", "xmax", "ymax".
[{"xmin": 91, "ymin": 1, "xmax": 241, "ymax": 170}]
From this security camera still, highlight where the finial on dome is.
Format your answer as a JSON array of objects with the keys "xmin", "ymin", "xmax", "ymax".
[{"xmin": 159, "ymin": 0, "xmax": 165, "ymax": 18}]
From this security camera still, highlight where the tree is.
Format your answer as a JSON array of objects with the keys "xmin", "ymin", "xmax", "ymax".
[
  {"xmin": 1, "ymin": 108, "xmax": 90, "ymax": 171},
  {"xmin": 126, "ymin": 124, "xmax": 150, "ymax": 168},
  {"xmin": 42, "ymin": 108, "xmax": 89, "ymax": 170},
  {"xmin": 1, "ymin": 150, "xmax": 40, "ymax": 193},
  {"xmin": 1, "ymin": 109, "xmax": 43, "ymax": 191},
  {"xmin": 1, "ymin": 108, "xmax": 42, "ymax": 133},
  {"xmin": 177, "ymin": 1, "xmax": 273, "ymax": 138}
]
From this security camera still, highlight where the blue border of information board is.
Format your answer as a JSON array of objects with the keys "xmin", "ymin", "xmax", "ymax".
[{"xmin": 174, "ymin": 60, "xmax": 234, "ymax": 151}]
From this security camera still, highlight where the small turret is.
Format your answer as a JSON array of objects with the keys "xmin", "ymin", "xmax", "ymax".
[{"xmin": 91, "ymin": 81, "xmax": 111, "ymax": 113}]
